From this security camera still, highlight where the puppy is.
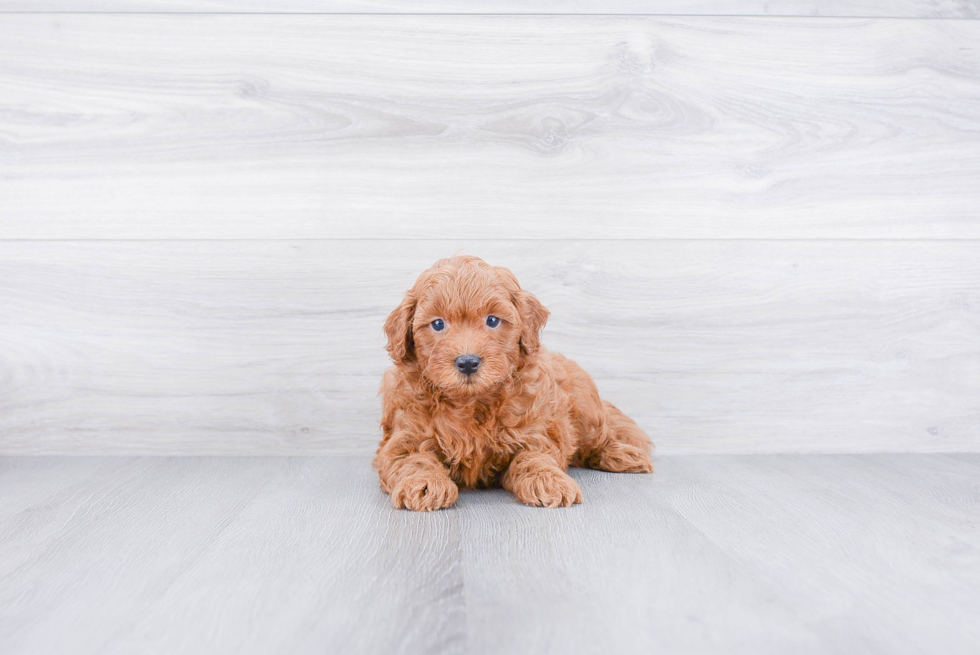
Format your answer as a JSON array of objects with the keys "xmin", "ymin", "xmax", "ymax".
[{"xmin": 374, "ymin": 255, "xmax": 653, "ymax": 511}]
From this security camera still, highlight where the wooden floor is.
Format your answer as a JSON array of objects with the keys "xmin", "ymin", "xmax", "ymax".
[{"xmin": 1, "ymin": 454, "xmax": 978, "ymax": 655}]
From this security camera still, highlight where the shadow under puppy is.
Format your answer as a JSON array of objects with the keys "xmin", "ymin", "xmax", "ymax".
[{"xmin": 375, "ymin": 255, "xmax": 653, "ymax": 511}]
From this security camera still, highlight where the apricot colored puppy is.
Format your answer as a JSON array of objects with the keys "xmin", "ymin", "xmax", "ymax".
[{"xmin": 374, "ymin": 256, "xmax": 653, "ymax": 511}]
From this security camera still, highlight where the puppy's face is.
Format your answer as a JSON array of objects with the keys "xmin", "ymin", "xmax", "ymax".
[{"xmin": 385, "ymin": 256, "xmax": 549, "ymax": 398}]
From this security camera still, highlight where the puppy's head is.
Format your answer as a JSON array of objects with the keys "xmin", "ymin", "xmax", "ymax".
[{"xmin": 384, "ymin": 256, "xmax": 549, "ymax": 397}]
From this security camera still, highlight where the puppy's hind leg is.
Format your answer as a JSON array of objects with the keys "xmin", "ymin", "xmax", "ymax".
[{"xmin": 580, "ymin": 401, "xmax": 654, "ymax": 474}]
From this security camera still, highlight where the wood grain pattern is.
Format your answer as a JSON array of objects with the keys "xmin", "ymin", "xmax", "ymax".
[
  {"xmin": 1, "ymin": 240, "xmax": 977, "ymax": 455},
  {"xmin": 460, "ymin": 453, "xmax": 980, "ymax": 655},
  {"xmin": 2, "ymin": 15, "xmax": 980, "ymax": 239},
  {"xmin": 0, "ymin": 457, "xmax": 465, "ymax": 655},
  {"xmin": 1, "ymin": 455, "xmax": 978, "ymax": 654},
  {"xmin": 0, "ymin": 1, "xmax": 977, "ymax": 17}
]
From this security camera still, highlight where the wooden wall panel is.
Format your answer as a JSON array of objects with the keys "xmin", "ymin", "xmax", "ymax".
[
  {"xmin": 2, "ymin": 15, "xmax": 979, "ymax": 239},
  {"xmin": 1, "ymin": 1, "xmax": 977, "ymax": 17},
  {"xmin": 2, "ymin": 241, "xmax": 976, "ymax": 455}
]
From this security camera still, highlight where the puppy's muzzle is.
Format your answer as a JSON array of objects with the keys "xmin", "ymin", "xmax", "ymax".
[{"xmin": 455, "ymin": 354, "xmax": 481, "ymax": 376}]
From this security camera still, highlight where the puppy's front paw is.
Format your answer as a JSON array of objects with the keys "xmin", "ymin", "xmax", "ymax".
[
  {"xmin": 391, "ymin": 473, "xmax": 459, "ymax": 512},
  {"xmin": 512, "ymin": 467, "xmax": 582, "ymax": 508}
]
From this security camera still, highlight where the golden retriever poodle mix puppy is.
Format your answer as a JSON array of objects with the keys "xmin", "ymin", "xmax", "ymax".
[{"xmin": 374, "ymin": 255, "xmax": 653, "ymax": 511}]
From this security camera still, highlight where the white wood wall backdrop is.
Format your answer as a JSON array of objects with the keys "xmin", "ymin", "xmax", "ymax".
[
  {"xmin": 0, "ymin": 1, "xmax": 978, "ymax": 17},
  {"xmin": 2, "ymin": 16, "xmax": 980, "ymax": 239},
  {"xmin": 2, "ymin": 9, "xmax": 978, "ymax": 456},
  {"xmin": 1, "ymin": 241, "xmax": 977, "ymax": 456}
]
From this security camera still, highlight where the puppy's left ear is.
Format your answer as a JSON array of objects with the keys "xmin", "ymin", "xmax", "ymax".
[
  {"xmin": 494, "ymin": 265, "xmax": 550, "ymax": 355},
  {"xmin": 515, "ymin": 289, "xmax": 549, "ymax": 355}
]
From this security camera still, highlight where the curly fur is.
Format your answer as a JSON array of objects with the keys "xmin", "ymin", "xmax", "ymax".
[{"xmin": 374, "ymin": 255, "xmax": 653, "ymax": 511}]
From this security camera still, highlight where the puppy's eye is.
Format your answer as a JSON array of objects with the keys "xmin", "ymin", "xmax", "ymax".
[
  {"xmin": 430, "ymin": 319, "xmax": 445, "ymax": 332},
  {"xmin": 485, "ymin": 315, "xmax": 501, "ymax": 328}
]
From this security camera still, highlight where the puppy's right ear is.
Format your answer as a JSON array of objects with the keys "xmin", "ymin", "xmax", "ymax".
[{"xmin": 384, "ymin": 290, "xmax": 417, "ymax": 364}]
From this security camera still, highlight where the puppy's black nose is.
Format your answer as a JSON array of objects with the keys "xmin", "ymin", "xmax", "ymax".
[{"xmin": 455, "ymin": 354, "xmax": 481, "ymax": 376}]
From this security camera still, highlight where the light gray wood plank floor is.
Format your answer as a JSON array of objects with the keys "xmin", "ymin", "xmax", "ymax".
[{"xmin": 1, "ymin": 454, "xmax": 978, "ymax": 654}]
